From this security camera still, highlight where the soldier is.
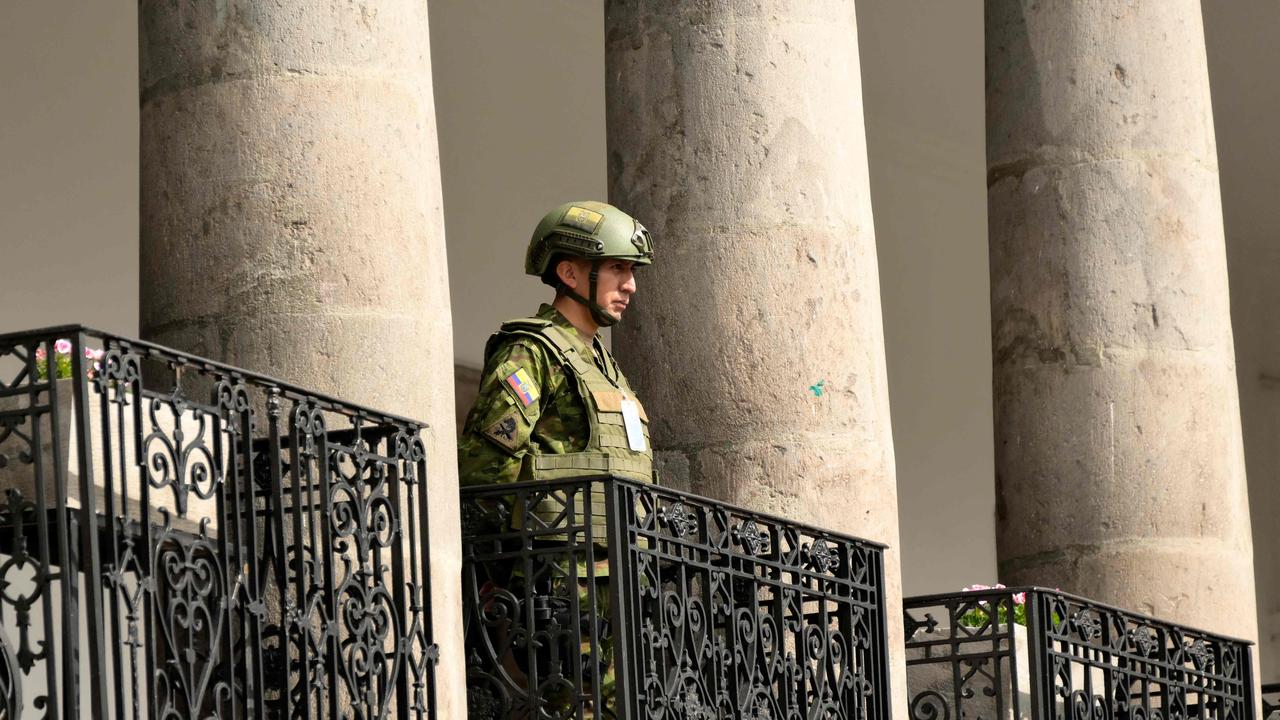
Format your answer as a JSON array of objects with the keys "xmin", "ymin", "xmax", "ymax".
[
  {"xmin": 458, "ymin": 199, "xmax": 655, "ymax": 486},
  {"xmin": 458, "ymin": 200, "xmax": 656, "ymax": 718}
]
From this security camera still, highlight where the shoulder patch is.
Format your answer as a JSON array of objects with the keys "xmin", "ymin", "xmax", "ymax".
[
  {"xmin": 505, "ymin": 367, "xmax": 540, "ymax": 407},
  {"xmin": 483, "ymin": 409, "xmax": 522, "ymax": 451}
]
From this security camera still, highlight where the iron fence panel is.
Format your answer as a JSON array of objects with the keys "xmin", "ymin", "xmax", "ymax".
[
  {"xmin": 461, "ymin": 476, "xmax": 891, "ymax": 720},
  {"xmin": 904, "ymin": 588, "xmax": 1253, "ymax": 720},
  {"xmin": 0, "ymin": 326, "xmax": 438, "ymax": 719}
]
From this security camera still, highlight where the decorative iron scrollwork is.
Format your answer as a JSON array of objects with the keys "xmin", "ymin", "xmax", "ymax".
[
  {"xmin": 462, "ymin": 477, "xmax": 890, "ymax": 720},
  {"xmin": 905, "ymin": 587, "xmax": 1252, "ymax": 720},
  {"xmin": 143, "ymin": 390, "xmax": 220, "ymax": 518},
  {"xmin": 1127, "ymin": 625, "xmax": 1159, "ymax": 657},
  {"xmin": 1069, "ymin": 608, "xmax": 1102, "ymax": 642},
  {"xmin": 0, "ymin": 328, "xmax": 437, "ymax": 720},
  {"xmin": 910, "ymin": 690, "xmax": 950, "ymax": 720},
  {"xmin": 733, "ymin": 519, "xmax": 768, "ymax": 556},
  {"xmin": 657, "ymin": 500, "xmax": 696, "ymax": 538},
  {"xmin": 152, "ymin": 520, "xmax": 231, "ymax": 719},
  {"xmin": 1184, "ymin": 638, "xmax": 1214, "ymax": 671},
  {"xmin": 806, "ymin": 537, "xmax": 837, "ymax": 574}
]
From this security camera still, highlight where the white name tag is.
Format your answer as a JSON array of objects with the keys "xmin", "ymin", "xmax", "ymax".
[{"xmin": 620, "ymin": 397, "xmax": 646, "ymax": 452}]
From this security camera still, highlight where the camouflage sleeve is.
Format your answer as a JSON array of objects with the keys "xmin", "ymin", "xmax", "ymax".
[{"xmin": 457, "ymin": 339, "xmax": 550, "ymax": 486}]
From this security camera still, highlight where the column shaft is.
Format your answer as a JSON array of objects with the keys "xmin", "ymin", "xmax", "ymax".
[
  {"xmin": 605, "ymin": 0, "xmax": 907, "ymax": 714},
  {"xmin": 138, "ymin": 1, "xmax": 464, "ymax": 715},
  {"xmin": 987, "ymin": 0, "xmax": 1258, "ymax": 643}
]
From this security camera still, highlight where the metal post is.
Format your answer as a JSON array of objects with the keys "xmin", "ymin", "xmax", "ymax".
[
  {"xmin": 71, "ymin": 332, "xmax": 109, "ymax": 719},
  {"xmin": 1025, "ymin": 590, "xmax": 1050, "ymax": 720},
  {"xmin": 873, "ymin": 550, "xmax": 893, "ymax": 720},
  {"xmin": 604, "ymin": 476, "xmax": 632, "ymax": 720}
]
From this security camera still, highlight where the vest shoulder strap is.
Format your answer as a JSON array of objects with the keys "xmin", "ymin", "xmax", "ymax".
[
  {"xmin": 499, "ymin": 317, "xmax": 553, "ymax": 332},
  {"xmin": 484, "ymin": 318, "xmax": 558, "ymax": 366},
  {"xmin": 487, "ymin": 318, "xmax": 600, "ymax": 384}
]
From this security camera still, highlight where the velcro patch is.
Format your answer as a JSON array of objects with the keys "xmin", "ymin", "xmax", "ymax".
[
  {"xmin": 562, "ymin": 206, "xmax": 604, "ymax": 234},
  {"xmin": 483, "ymin": 410, "xmax": 522, "ymax": 451},
  {"xmin": 505, "ymin": 368, "xmax": 539, "ymax": 407},
  {"xmin": 591, "ymin": 389, "xmax": 649, "ymax": 422}
]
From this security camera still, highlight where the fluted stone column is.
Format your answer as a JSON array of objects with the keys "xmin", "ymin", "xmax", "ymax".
[
  {"xmin": 605, "ymin": 1, "xmax": 907, "ymax": 713},
  {"xmin": 987, "ymin": 0, "xmax": 1258, "ymax": 645},
  {"xmin": 138, "ymin": 2, "xmax": 464, "ymax": 716}
]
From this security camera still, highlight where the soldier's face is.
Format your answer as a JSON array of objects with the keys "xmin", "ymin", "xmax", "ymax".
[
  {"xmin": 594, "ymin": 259, "xmax": 637, "ymax": 320},
  {"xmin": 560, "ymin": 257, "xmax": 637, "ymax": 322}
]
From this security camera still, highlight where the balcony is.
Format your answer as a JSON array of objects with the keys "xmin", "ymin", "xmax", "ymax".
[
  {"xmin": 903, "ymin": 587, "xmax": 1254, "ymax": 720},
  {"xmin": 0, "ymin": 326, "xmax": 438, "ymax": 719},
  {"xmin": 460, "ymin": 475, "xmax": 893, "ymax": 719}
]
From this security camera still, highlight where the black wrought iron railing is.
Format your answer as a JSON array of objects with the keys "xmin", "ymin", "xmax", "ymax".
[
  {"xmin": 903, "ymin": 587, "xmax": 1254, "ymax": 720},
  {"xmin": 0, "ymin": 326, "xmax": 438, "ymax": 719},
  {"xmin": 460, "ymin": 475, "xmax": 892, "ymax": 720},
  {"xmin": 1263, "ymin": 682, "xmax": 1279, "ymax": 720}
]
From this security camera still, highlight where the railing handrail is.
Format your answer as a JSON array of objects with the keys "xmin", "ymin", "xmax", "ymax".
[
  {"xmin": 0, "ymin": 324, "xmax": 427, "ymax": 429},
  {"xmin": 460, "ymin": 473, "xmax": 890, "ymax": 550},
  {"xmin": 904, "ymin": 585, "xmax": 1255, "ymax": 646}
]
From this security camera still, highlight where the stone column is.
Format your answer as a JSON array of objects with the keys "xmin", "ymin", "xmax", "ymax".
[
  {"xmin": 605, "ymin": 1, "xmax": 907, "ymax": 714},
  {"xmin": 138, "ymin": 2, "xmax": 464, "ymax": 717},
  {"xmin": 987, "ymin": 0, "xmax": 1258, "ymax": 644}
]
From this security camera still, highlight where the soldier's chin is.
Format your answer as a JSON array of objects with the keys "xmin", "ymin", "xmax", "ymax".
[{"xmin": 594, "ymin": 306, "xmax": 623, "ymax": 327}]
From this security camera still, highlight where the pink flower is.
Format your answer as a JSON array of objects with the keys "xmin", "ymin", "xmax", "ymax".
[
  {"xmin": 1013, "ymin": 592, "xmax": 1027, "ymax": 605},
  {"xmin": 35, "ymin": 347, "xmax": 46, "ymax": 360},
  {"xmin": 54, "ymin": 339, "xmax": 72, "ymax": 355},
  {"xmin": 963, "ymin": 583, "xmax": 1009, "ymax": 593},
  {"xmin": 84, "ymin": 347, "xmax": 104, "ymax": 360}
]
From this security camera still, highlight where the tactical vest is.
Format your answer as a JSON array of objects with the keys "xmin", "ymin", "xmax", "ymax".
[
  {"xmin": 487, "ymin": 317, "xmax": 654, "ymax": 548},
  {"xmin": 486, "ymin": 316, "xmax": 655, "ymax": 485}
]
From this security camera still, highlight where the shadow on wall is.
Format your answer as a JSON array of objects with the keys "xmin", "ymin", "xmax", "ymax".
[{"xmin": 455, "ymin": 364, "xmax": 482, "ymax": 436}]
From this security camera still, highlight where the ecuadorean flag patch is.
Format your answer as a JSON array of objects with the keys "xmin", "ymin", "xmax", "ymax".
[{"xmin": 505, "ymin": 368, "xmax": 539, "ymax": 407}]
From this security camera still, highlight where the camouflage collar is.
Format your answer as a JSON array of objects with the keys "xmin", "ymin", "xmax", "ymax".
[{"xmin": 537, "ymin": 302, "xmax": 607, "ymax": 359}]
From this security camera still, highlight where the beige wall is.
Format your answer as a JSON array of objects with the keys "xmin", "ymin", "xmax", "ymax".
[
  {"xmin": 430, "ymin": 0, "xmax": 608, "ymax": 371},
  {"xmin": 1203, "ymin": 1, "xmax": 1280, "ymax": 683},
  {"xmin": 857, "ymin": 0, "xmax": 995, "ymax": 595},
  {"xmin": 0, "ymin": 0, "xmax": 138, "ymax": 337},
  {"xmin": 0, "ymin": 0, "xmax": 1273, "ymax": 677}
]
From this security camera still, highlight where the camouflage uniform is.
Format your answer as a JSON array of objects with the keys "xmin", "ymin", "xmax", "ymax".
[
  {"xmin": 460, "ymin": 302, "xmax": 652, "ymax": 718},
  {"xmin": 459, "ymin": 301, "xmax": 652, "ymax": 487}
]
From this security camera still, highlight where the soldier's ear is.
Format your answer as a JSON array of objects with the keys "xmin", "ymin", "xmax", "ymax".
[{"xmin": 555, "ymin": 258, "xmax": 580, "ymax": 290}]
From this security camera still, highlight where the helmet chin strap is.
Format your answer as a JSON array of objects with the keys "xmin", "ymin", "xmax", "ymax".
[{"xmin": 560, "ymin": 259, "xmax": 619, "ymax": 328}]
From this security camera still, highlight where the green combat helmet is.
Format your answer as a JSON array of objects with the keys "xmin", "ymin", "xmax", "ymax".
[{"xmin": 526, "ymin": 201, "xmax": 654, "ymax": 327}]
